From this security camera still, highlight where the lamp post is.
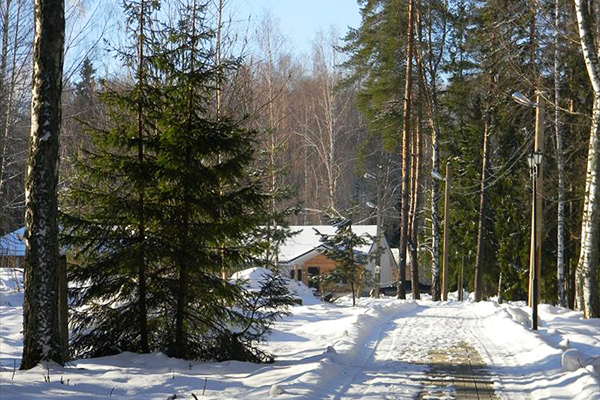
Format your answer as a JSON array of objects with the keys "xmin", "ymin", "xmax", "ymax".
[
  {"xmin": 512, "ymin": 91, "xmax": 544, "ymax": 313},
  {"xmin": 527, "ymin": 151, "xmax": 543, "ymax": 330}
]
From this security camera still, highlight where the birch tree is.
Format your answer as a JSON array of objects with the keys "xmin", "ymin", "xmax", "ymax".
[
  {"xmin": 572, "ymin": 0, "xmax": 600, "ymax": 318},
  {"xmin": 0, "ymin": 0, "xmax": 32, "ymax": 234},
  {"xmin": 554, "ymin": 0, "xmax": 566, "ymax": 307},
  {"xmin": 21, "ymin": 0, "xmax": 64, "ymax": 369}
]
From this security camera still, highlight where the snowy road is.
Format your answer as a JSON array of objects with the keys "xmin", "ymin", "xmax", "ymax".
[
  {"xmin": 306, "ymin": 300, "xmax": 599, "ymax": 400},
  {"xmin": 1, "ymin": 268, "xmax": 599, "ymax": 400},
  {"xmin": 316, "ymin": 303, "xmax": 500, "ymax": 399}
]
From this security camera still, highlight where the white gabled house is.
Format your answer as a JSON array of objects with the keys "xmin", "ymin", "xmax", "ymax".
[{"xmin": 277, "ymin": 225, "xmax": 398, "ymax": 294}]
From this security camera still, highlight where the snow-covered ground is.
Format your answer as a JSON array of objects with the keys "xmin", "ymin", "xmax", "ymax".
[{"xmin": 1, "ymin": 268, "xmax": 598, "ymax": 399}]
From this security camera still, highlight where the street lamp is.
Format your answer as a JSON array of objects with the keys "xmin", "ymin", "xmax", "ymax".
[
  {"xmin": 527, "ymin": 151, "xmax": 543, "ymax": 330},
  {"xmin": 512, "ymin": 92, "xmax": 539, "ymax": 107},
  {"xmin": 513, "ymin": 91, "xmax": 545, "ymax": 325},
  {"xmin": 432, "ymin": 162, "xmax": 451, "ymax": 301}
]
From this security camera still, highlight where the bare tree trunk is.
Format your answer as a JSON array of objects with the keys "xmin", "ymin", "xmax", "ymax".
[
  {"xmin": 554, "ymin": 0, "xmax": 566, "ymax": 307},
  {"xmin": 474, "ymin": 112, "xmax": 491, "ymax": 302},
  {"xmin": 397, "ymin": 0, "xmax": 415, "ymax": 300},
  {"xmin": 0, "ymin": 0, "xmax": 12, "ymax": 232},
  {"xmin": 21, "ymin": 0, "xmax": 64, "ymax": 370},
  {"xmin": 573, "ymin": 0, "xmax": 600, "ymax": 318},
  {"xmin": 415, "ymin": 44, "xmax": 441, "ymax": 302},
  {"xmin": 0, "ymin": 0, "xmax": 11, "ymax": 149},
  {"xmin": 409, "ymin": 112, "xmax": 421, "ymax": 300}
]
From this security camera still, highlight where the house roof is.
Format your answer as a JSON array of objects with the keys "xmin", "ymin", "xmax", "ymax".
[
  {"xmin": 279, "ymin": 225, "xmax": 377, "ymax": 263},
  {"xmin": 0, "ymin": 228, "xmax": 26, "ymax": 257}
]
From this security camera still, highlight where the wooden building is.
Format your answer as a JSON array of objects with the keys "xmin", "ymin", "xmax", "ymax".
[{"xmin": 279, "ymin": 225, "xmax": 398, "ymax": 295}]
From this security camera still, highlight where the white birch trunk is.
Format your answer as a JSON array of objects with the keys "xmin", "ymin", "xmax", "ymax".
[
  {"xmin": 573, "ymin": 0, "xmax": 600, "ymax": 318},
  {"xmin": 554, "ymin": 0, "xmax": 566, "ymax": 308},
  {"xmin": 21, "ymin": 0, "xmax": 64, "ymax": 369}
]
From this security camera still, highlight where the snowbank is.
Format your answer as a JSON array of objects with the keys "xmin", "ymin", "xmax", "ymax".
[
  {"xmin": 0, "ymin": 268, "xmax": 23, "ymax": 306},
  {"xmin": 470, "ymin": 301, "xmax": 600, "ymax": 400},
  {"xmin": 230, "ymin": 267, "xmax": 320, "ymax": 306}
]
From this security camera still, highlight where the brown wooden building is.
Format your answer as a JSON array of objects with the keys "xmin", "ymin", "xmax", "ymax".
[{"xmin": 279, "ymin": 225, "xmax": 398, "ymax": 295}]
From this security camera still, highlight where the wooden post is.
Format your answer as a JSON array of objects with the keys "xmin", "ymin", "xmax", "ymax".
[
  {"xmin": 58, "ymin": 255, "xmax": 68, "ymax": 362},
  {"xmin": 441, "ymin": 162, "xmax": 451, "ymax": 301},
  {"xmin": 294, "ymin": 264, "xmax": 298, "ymax": 281},
  {"xmin": 529, "ymin": 92, "xmax": 544, "ymax": 307}
]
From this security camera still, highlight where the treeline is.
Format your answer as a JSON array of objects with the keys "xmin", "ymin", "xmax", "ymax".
[
  {"xmin": 2, "ymin": 0, "xmax": 599, "ymax": 353},
  {"xmin": 341, "ymin": 0, "xmax": 599, "ymax": 315}
]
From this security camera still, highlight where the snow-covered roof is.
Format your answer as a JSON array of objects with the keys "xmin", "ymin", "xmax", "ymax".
[
  {"xmin": 391, "ymin": 248, "xmax": 399, "ymax": 264},
  {"xmin": 279, "ymin": 225, "xmax": 377, "ymax": 263},
  {"xmin": 0, "ymin": 228, "xmax": 26, "ymax": 257}
]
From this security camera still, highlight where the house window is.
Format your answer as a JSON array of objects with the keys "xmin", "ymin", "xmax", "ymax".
[
  {"xmin": 290, "ymin": 269, "xmax": 302, "ymax": 282},
  {"xmin": 290, "ymin": 269, "xmax": 303, "ymax": 282}
]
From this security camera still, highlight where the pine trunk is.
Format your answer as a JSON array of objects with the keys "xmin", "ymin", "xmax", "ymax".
[
  {"xmin": 397, "ymin": 0, "xmax": 415, "ymax": 300},
  {"xmin": 21, "ymin": 0, "xmax": 64, "ymax": 370},
  {"xmin": 429, "ymin": 120, "xmax": 441, "ymax": 301},
  {"xmin": 474, "ymin": 114, "xmax": 490, "ymax": 302},
  {"xmin": 573, "ymin": 0, "xmax": 600, "ymax": 318}
]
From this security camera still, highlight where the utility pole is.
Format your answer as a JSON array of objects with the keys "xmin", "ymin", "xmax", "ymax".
[
  {"xmin": 529, "ymin": 92, "xmax": 544, "ymax": 307},
  {"xmin": 528, "ymin": 151, "xmax": 543, "ymax": 330},
  {"xmin": 441, "ymin": 162, "xmax": 451, "ymax": 301}
]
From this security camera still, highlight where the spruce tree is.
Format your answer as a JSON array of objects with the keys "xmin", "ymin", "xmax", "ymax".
[
  {"xmin": 315, "ymin": 219, "xmax": 369, "ymax": 307},
  {"xmin": 61, "ymin": 0, "xmax": 162, "ymax": 357},
  {"xmin": 62, "ymin": 0, "xmax": 294, "ymax": 362},
  {"xmin": 151, "ymin": 0, "xmax": 282, "ymax": 359}
]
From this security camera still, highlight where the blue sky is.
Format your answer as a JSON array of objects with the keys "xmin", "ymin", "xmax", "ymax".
[{"xmin": 232, "ymin": 0, "xmax": 362, "ymax": 55}]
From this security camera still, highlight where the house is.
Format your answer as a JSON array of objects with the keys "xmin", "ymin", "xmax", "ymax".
[
  {"xmin": 278, "ymin": 225, "xmax": 398, "ymax": 295},
  {"xmin": 0, "ymin": 227, "xmax": 25, "ymax": 268}
]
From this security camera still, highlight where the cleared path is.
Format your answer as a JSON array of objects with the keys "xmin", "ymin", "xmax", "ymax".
[
  {"xmin": 420, "ymin": 341, "xmax": 497, "ymax": 399},
  {"xmin": 328, "ymin": 303, "xmax": 505, "ymax": 400}
]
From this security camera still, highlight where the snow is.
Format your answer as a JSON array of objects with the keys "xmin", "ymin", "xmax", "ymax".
[
  {"xmin": 1, "ymin": 268, "xmax": 599, "ymax": 399},
  {"xmin": 278, "ymin": 225, "xmax": 376, "ymax": 262},
  {"xmin": 230, "ymin": 267, "xmax": 320, "ymax": 306}
]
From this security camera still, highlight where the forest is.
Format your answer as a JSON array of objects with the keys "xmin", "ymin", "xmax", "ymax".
[{"xmin": 0, "ymin": 0, "xmax": 599, "ymax": 369}]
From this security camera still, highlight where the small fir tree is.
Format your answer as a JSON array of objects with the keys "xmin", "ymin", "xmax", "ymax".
[{"xmin": 315, "ymin": 219, "xmax": 370, "ymax": 306}]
